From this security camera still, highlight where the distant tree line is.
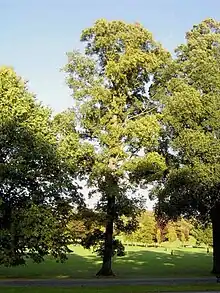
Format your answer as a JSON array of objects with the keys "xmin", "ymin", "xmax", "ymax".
[
  {"xmin": 121, "ymin": 211, "xmax": 212, "ymax": 249},
  {"xmin": 68, "ymin": 210, "xmax": 212, "ymax": 250}
]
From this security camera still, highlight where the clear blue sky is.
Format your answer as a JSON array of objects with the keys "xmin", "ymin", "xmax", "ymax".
[{"xmin": 0, "ymin": 0, "xmax": 220, "ymax": 112}]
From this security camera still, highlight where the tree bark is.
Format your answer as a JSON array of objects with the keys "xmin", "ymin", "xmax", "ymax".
[
  {"xmin": 96, "ymin": 194, "xmax": 115, "ymax": 277},
  {"xmin": 211, "ymin": 203, "xmax": 220, "ymax": 275}
]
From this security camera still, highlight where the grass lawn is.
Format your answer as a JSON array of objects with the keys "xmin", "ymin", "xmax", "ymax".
[
  {"xmin": 2, "ymin": 284, "xmax": 220, "ymax": 293},
  {"xmin": 0, "ymin": 246, "xmax": 212, "ymax": 279}
]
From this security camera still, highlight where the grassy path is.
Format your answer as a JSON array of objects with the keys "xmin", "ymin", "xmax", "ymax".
[
  {"xmin": 1, "ymin": 284, "xmax": 220, "ymax": 293},
  {"xmin": 0, "ymin": 276, "xmax": 217, "ymax": 287}
]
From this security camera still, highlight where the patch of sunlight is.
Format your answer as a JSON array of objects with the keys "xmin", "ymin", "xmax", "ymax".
[
  {"xmin": 156, "ymin": 257, "xmax": 161, "ymax": 259},
  {"xmin": 56, "ymin": 275, "xmax": 70, "ymax": 279},
  {"xmin": 92, "ymin": 260, "xmax": 101, "ymax": 264},
  {"xmin": 116, "ymin": 259, "xmax": 136, "ymax": 264},
  {"xmin": 134, "ymin": 261, "xmax": 145, "ymax": 265},
  {"xmin": 132, "ymin": 267, "xmax": 140, "ymax": 270},
  {"xmin": 164, "ymin": 262, "xmax": 175, "ymax": 266},
  {"xmin": 121, "ymin": 260, "xmax": 135, "ymax": 263}
]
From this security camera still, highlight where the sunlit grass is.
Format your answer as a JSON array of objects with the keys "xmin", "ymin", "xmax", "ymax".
[{"xmin": 0, "ymin": 246, "xmax": 212, "ymax": 279}]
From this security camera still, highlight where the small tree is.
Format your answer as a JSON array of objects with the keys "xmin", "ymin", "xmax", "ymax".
[
  {"xmin": 175, "ymin": 218, "xmax": 192, "ymax": 245},
  {"xmin": 166, "ymin": 222, "xmax": 177, "ymax": 243},
  {"xmin": 156, "ymin": 228, "xmax": 162, "ymax": 246},
  {"xmin": 192, "ymin": 222, "xmax": 213, "ymax": 249},
  {"xmin": 123, "ymin": 211, "xmax": 156, "ymax": 245},
  {"xmin": 64, "ymin": 19, "xmax": 169, "ymax": 276},
  {"xmin": 138, "ymin": 211, "xmax": 156, "ymax": 244}
]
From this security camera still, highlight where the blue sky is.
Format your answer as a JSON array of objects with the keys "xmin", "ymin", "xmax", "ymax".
[{"xmin": 0, "ymin": 0, "xmax": 220, "ymax": 113}]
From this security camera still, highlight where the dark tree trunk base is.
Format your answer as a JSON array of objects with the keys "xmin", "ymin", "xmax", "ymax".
[
  {"xmin": 211, "ymin": 268, "xmax": 217, "ymax": 274},
  {"xmin": 96, "ymin": 268, "xmax": 115, "ymax": 277},
  {"xmin": 211, "ymin": 203, "xmax": 220, "ymax": 275},
  {"xmin": 211, "ymin": 268, "xmax": 220, "ymax": 275}
]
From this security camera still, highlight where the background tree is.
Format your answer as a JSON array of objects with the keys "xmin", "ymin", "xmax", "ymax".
[
  {"xmin": 0, "ymin": 67, "xmax": 82, "ymax": 266},
  {"xmin": 121, "ymin": 212, "xmax": 210, "ymax": 248},
  {"xmin": 122, "ymin": 211, "xmax": 156, "ymax": 245},
  {"xmin": 151, "ymin": 19, "xmax": 220, "ymax": 274},
  {"xmin": 64, "ymin": 19, "xmax": 169, "ymax": 276},
  {"xmin": 137, "ymin": 211, "xmax": 156, "ymax": 244},
  {"xmin": 191, "ymin": 222, "xmax": 213, "ymax": 249},
  {"xmin": 155, "ymin": 228, "xmax": 162, "ymax": 246},
  {"xmin": 175, "ymin": 218, "xmax": 192, "ymax": 245},
  {"xmin": 166, "ymin": 222, "xmax": 177, "ymax": 243},
  {"xmin": 68, "ymin": 207, "xmax": 105, "ymax": 245}
]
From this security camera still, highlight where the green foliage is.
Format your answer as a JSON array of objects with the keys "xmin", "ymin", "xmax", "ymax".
[
  {"xmin": 166, "ymin": 222, "xmax": 178, "ymax": 243},
  {"xmin": 123, "ymin": 211, "xmax": 156, "ymax": 245},
  {"xmin": 191, "ymin": 222, "xmax": 213, "ymax": 247},
  {"xmin": 0, "ymin": 67, "xmax": 82, "ymax": 266},
  {"xmin": 156, "ymin": 228, "xmax": 162, "ymax": 244},
  {"xmin": 121, "ymin": 211, "xmax": 210, "ymax": 248},
  {"xmin": 137, "ymin": 211, "xmax": 157, "ymax": 244},
  {"xmin": 150, "ymin": 18, "xmax": 220, "ymax": 272},
  {"xmin": 174, "ymin": 218, "xmax": 192, "ymax": 243},
  {"xmin": 151, "ymin": 18, "xmax": 220, "ymax": 223},
  {"xmin": 63, "ymin": 19, "xmax": 169, "ymax": 273}
]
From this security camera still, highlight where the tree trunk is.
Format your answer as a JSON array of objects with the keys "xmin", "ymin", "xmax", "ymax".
[
  {"xmin": 211, "ymin": 203, "xmax": 220, "ymax": 275},
  {"xmin": 96, "ymin": 194, "xmax": 115, "ymax": 277}
]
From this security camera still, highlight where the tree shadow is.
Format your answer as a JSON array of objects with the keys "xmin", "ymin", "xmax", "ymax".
[
  {"xmin": 0, "ymin": 247, "xmax": 212, "ymax": 279},
  {"xmin": 110, "ymin": 248, "xmax": 212, "ymax": 278},
  {"xmin": 0, "ymin": 252, "xmax": 98, "ymax": 279}
]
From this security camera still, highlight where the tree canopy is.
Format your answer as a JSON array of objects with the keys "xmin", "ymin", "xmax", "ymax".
[
  {"xmin": 0, "ymin": 67, "xmax": 82, "ymax": 266},
  {"xmin": 151, "ymin": 18, "xmax": 220, "ymax": 273},
  {"xmin": 63, "ymin": 19, "xmax": 169, "ymax": 275}
]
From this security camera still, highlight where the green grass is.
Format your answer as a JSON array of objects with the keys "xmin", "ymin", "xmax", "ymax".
[
  {"xmin": 0, "ymin": 246, "xmax": 213, "ymax": 279},
  {"xmin": 2, "ymin": 284, "xmax": 220, "ymax": 293}
]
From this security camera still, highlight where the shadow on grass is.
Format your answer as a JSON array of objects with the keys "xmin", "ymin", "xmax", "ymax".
[
  {"xmin": 111, "ymin": 248, "xmax": 212, "ymax": 278},
  {"xmin": 0, "ymin": 247, "xmax": 212, "ymax": 279}
]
